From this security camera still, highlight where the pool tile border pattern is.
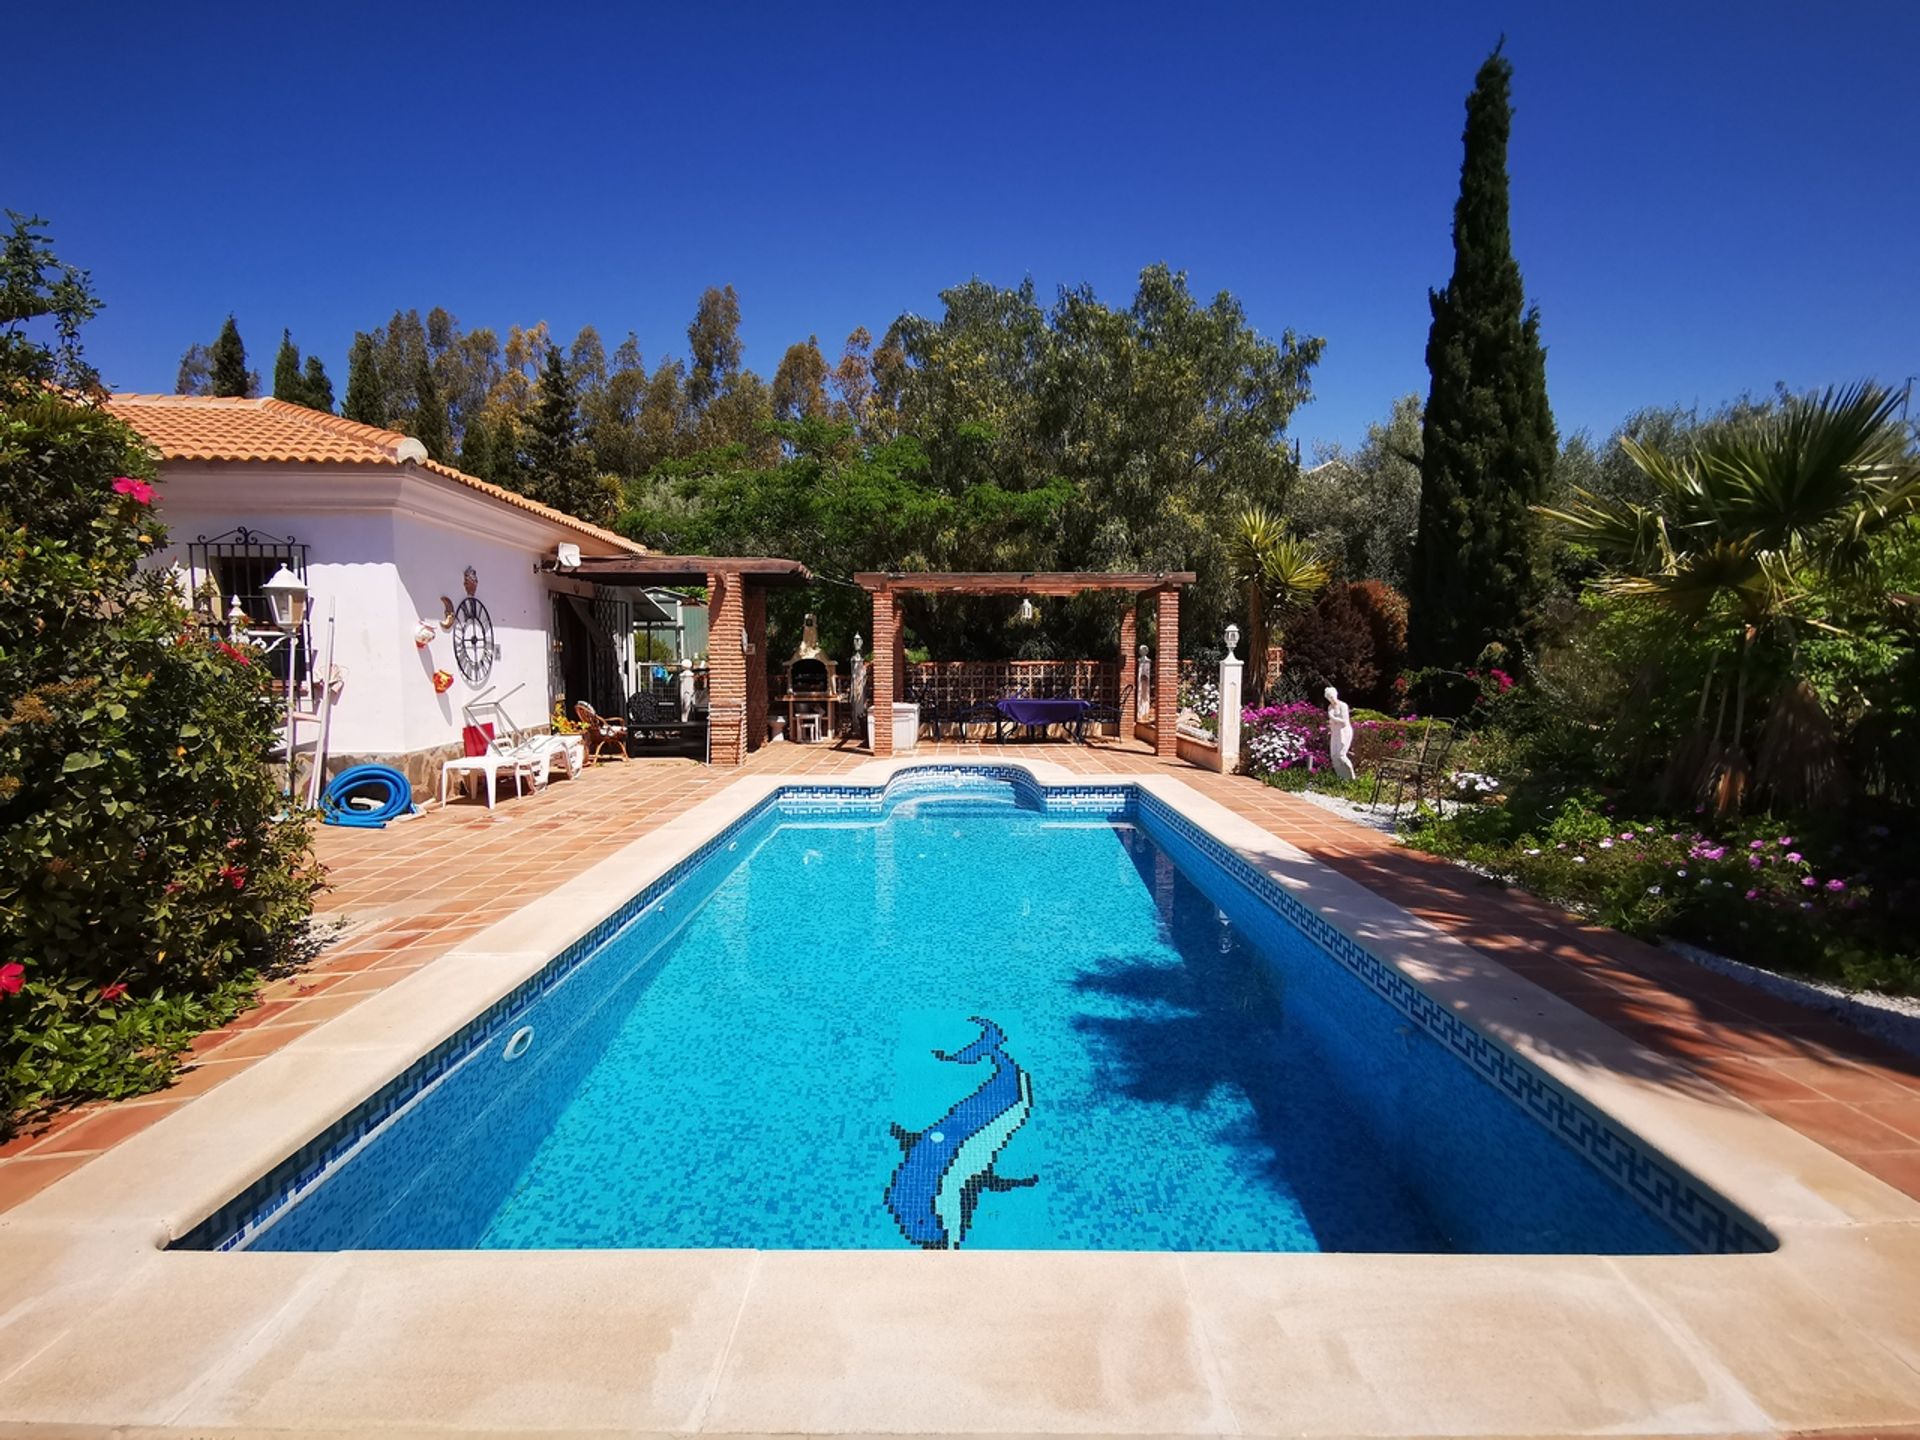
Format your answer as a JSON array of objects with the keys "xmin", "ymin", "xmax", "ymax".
[{"xmin": 180, "ymin": 766, "xmax": 1765, "ymax": 1257}]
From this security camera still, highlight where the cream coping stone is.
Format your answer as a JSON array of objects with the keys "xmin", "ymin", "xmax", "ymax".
[{"xmin": 1, "ymin": 758, "xmax": 1918, "ymax": 1436}]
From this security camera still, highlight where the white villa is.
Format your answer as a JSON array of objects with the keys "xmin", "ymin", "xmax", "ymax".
[{"xmin": 107, "ymin": 396, "xmax": 798, "ymax": 783}]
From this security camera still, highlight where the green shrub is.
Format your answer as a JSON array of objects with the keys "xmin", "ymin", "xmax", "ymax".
[
  {"xmin": 1404, "ymin": 788, "xmax": 1919, "ymax": 994},
  {"xmin": 0, "ymin": 220, "xmax": 318, "ymax": 1130}
]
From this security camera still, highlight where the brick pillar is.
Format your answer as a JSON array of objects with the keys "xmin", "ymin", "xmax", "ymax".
[
  {"xmin": 744, "ymin": 584, "xmax": 768, "ymax": 752},
  {"xmin": 1153, "ymin": 584, "xmax": 1180, "ymax": 759},
  {"xmin": 706, "ymin": 570, "xmax": 746, "ymax": 766},
  {"xmin": 1117, "ymin": 603, "xmax": 1138, "ymax": 740},
  {"xmin": 870, "ymin": 586, "xmax": 897, "ymax": 756}
]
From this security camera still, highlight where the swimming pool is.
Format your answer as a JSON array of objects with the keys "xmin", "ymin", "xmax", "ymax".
[{"xmin": 182, "ymin": 768, "xmax": 1769, "ymax": 1255}]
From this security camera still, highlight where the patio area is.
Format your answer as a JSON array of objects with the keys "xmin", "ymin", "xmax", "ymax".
[{"xmin": 4, "ymin": 737, "xmax": 1919, "ymax": 1219}]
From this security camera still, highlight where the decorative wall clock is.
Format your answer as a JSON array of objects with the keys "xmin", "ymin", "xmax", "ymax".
[{"xmin": 452, "ymin": 595, "xmax": 494, "ymax": 684}]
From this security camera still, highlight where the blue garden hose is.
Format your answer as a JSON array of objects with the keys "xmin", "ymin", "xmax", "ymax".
[{"xmin": 320, "ymin": 764, "xmax": 415, "ymax": 828}]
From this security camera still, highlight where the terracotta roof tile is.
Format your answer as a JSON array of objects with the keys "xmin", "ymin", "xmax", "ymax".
[{"xmin": 104, "ymin": 394, "xmax": 644, "ymax": 554}]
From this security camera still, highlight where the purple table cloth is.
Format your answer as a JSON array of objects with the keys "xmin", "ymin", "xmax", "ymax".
[{"xmin": 997, "ymin": 697, "xmax": 1091, "ymax": 727}]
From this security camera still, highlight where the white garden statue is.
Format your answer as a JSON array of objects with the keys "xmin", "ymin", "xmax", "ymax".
[
  {"xmin": 1326, "ymin": 685, "xmax": 1355, "ymax": 780},
  {"xmin": 677, "ymin": 659, "xmax": 697, "ymax": 723}
]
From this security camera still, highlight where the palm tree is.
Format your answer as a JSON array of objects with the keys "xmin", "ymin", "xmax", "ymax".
[
  {"xmin": 1539, "ymin": 382, "xmax": 1919, "ymax": 813},
  {"xmin": 1228, "ymin": 506, "xmax": 1330, "ymax": 700}
]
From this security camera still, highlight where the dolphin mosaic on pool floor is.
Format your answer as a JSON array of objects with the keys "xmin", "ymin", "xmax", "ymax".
[{"xmin": 885, "ymin": 1016, "xmax": 1039, "ymax": 1251}]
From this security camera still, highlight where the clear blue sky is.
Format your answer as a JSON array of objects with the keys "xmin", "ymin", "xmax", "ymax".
[{"xmin": 12, "ymin": 0, "xmax": 1917, "ymax": 450}]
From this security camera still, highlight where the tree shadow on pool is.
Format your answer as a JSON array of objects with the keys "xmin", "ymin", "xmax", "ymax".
[{"xmin": 1067, "ymin": 941, "xmax": 1448, "ymax": 1252}]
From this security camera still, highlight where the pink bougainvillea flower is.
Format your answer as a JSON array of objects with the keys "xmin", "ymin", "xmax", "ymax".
[
  {"xmin": 1749, "ymin": 855, "xmax": 1762, "ymax": 869},
  {"xmin": 100, "ymin": 982, "xmax": 128, "ymax": 1003},
  {"xmin": 111, "ymin": 476, "xmax": 155, "ymax": 504},
  {"xmin": 1826, "ymin": 878, "xmax": 1847, "ymax": 893},
  {"xmin": 0, "ymin": 963, "xmax": 23, "ymax": 996},
  {"xmin": 1598, "ymin": 838, "xmax": 1614, "ymax": 849},
  {"xmin": 1801, "ymin": 875, "xmax": 1817, "ymax": 888},
  {"xmin": 1749, "ymin": 839, "xmax": 1765, "ymax": 850},
  {"xmin": 1785, "ymin": 852, "xmax": 1803, "ymax": 864},
  {"xmin": 1778, "ymin": 836, "xmax": 1794, "ymax": 846},
  {"xmin": 218, "ymin": 864, "xmax": 247, "ymax": 889},
  {"xmin": 1745, "ymin": 889, "xmax": 1759, "ymax": 900},
  {"xmin": 1619, "ymin": 831, "xmax": 1635, "ymax": 841}
]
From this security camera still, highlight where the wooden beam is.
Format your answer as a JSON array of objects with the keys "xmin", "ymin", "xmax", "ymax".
[
  {"xmin": 569, "ymin": 555, "xmax": 812, "ymax": 586},
  {"xmin": 854, "ymin": 571, "xmax": 1196, "ymax": 596}
]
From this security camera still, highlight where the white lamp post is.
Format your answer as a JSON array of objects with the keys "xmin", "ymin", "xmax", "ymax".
[
  {"xmin": 260, "ymin": 566, "xmax": 309, "ymax": 797},
  {"xmin": 260, "ymin": 565, "xmax": 308, "ymax": 631}
]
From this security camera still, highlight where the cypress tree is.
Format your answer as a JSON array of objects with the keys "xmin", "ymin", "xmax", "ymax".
[
  {"xmin": 302, "ymin": 355, "xmax": 335, "ymax": 413},
  {"xmin": 271, "ymin": 330, "xmax": 303, "ymax": 403},
  {"xmin": 209, "ymin": 314, "xmax": 253, "ymax": 398},
  {"xmin": 518, "ymin": 344, "xmax": 608, "ymax": 520},
  {"xmin": 411, "ymin": 352, "xmax": 451, "ymax": 461},
  {"xmin": 1406, "ymin": 43, "xmax": 1557, "ymax": 668},
  {"xmin": 458, "ymin": 412, "xmax": 493, "ymax": 479},
  {"xmin": 489, "ymin": 412, "xmax": 520, "ymax": 487},
  {"xmin": 342, "ymin": 333, "xmax": 386, "ymax": 427}
]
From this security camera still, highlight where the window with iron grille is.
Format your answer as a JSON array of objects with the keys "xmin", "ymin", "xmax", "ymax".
[{"xmin": 184, "ymin": 527, "xmax": 312, "ymax": 691}]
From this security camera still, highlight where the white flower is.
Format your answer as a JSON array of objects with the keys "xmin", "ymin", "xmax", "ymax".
[
  {"xmin": 1676, "ymin": 869, "xmax": 1687, "ymax": 878},
  {"xmin": 1523, "ymin": 848, "xmax": 1541, "ymax": 856},
  {"xmin": 1573, "ymin": 856, "xmax": 1587, "ymax": 865},
  {"xmin": 1647, "ymin": 885, "xmax": 1662, "ymax": 896}
]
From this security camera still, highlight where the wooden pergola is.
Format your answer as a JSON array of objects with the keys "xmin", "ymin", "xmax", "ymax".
[{"xmin": 853, "ymin": 570, "xmax": 1196, "ymax": 758}]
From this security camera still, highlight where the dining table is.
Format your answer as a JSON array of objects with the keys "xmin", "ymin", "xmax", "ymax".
[{"xmin": 995, "ymin": 696, "xmax": 1092, "ymax": 741}]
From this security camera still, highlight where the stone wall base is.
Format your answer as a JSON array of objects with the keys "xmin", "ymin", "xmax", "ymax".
[{"xmin": 295, "ymin": 736, "xmax": 549, "ymax": 804}]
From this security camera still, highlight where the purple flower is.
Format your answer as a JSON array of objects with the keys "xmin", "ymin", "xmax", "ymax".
[
  {"xmin": 1744, "ymin": 888, "xmax": 1759, "ymax": 900},
  {"xmin": 1801, "ymin": 875, "xmax": 1817, "ymax": 888},
  {"xmin": 1620, "ymin": 831, "xmax": 1635, "ymax": 841},
  {"xmin": 1778, "ymin": 836, "xmax": 1794, "ymax": 846},
  {"xmin": 1599, "ymin": 838, "xmax": 1614, "ymax": 849},
  {"xmin": 1826, "ymin": 878, "xmax": 1846, "ymax": 893},
  {"xmin": 1785, "ymin": 852, "xmax": 1803, "ymax": 864},
  {"xmin": 1749, "ymin": 840, "xmax": 1765, "ymax": 850},
  {"xmin": 1749, "ymin": 855, "xmax": 1762, "ymax": 869}
]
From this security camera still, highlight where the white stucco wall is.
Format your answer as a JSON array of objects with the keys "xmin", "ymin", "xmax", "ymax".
[{"xmin": 143, "ymin": 461, "xmax": 634, "ymax": 763}]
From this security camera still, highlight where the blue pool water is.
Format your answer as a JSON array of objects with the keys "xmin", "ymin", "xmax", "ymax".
[{"xmin": 226, "ymin": 775, "xmax": 1740, "ymax": 1255}]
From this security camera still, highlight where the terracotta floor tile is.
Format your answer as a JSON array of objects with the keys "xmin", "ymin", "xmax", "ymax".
[
  {"xmin": 1768, "ymin": 1058, "xmax": 1920, "ymax": 1105},
  {"xmin": 25, "ymin": 1098, "xmax": 184, "ymax": 1156},
  {"xmin": 160, "ymin": 1057, "xmax": 257, "ymax": 1099},
  {"xmin": 1856, "ymin": 1098, "xmax": 1920, "ymax": 1145},
  {"xmin": 1843, "ymin": 1148, "xmax": 1920, "ymax": 1196},
  {"xmin": 1767, "ymin": 1099, "xmax": 1916, "ymax": 1153},
  {"xmin": 0, "ymin": 1153, "xmax": 94, "ymax": 1209},
  {"xmin": 209, "ymin": 1023, "xmax": 322, "ymax": 1060}
]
